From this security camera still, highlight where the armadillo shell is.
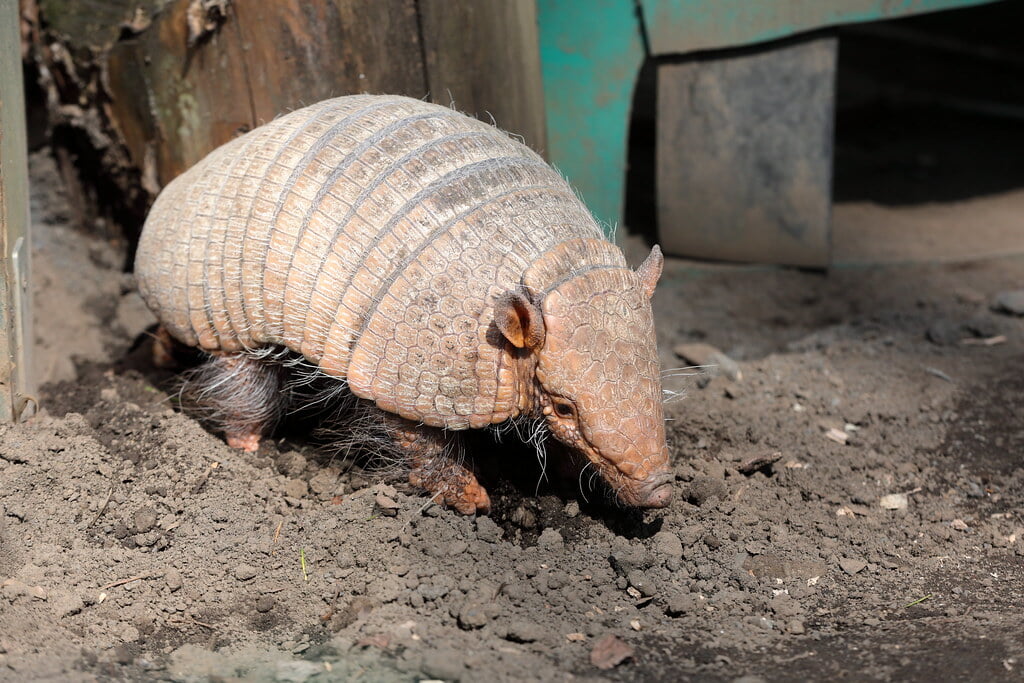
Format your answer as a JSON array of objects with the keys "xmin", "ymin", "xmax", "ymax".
[{"xmin": 135, "ymin": 95, "xmax": 625, "ymax": 430}]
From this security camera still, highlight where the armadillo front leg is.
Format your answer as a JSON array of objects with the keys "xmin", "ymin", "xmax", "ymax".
[{"xmin": 384, "ymin": 414, "xmax": 491, "ymax": 515}]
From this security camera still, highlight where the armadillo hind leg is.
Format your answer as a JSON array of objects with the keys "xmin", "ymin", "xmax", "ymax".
[
  {"xmin": 181, "ymin": 350, "xmax": 289, "ymax": 453},
  {"xmin": 383, "ymin": 414, "xmax": 491, "ymax": 515}
]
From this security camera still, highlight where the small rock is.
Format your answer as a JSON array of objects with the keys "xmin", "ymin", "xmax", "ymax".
[
  {"xmin": 665, "ymin": 593, "xmax": 694, "ymax": 617},
  {"xmin": 626, "ymin": 570, "xmax": 656, "ymax": 598},
  {"xmin": 565, "ymin": 501, "xmax": 580, "ymax": 517},
  {"xmin": 879, "ymin": 493, "xmax": 908, "ymax": 510},
  {"xmin": 839, "ymin": 558, "xmax": 866, "ymax": 575},
  {"xmin": 475, "ymin": 517, "xmax": 503, "ymax": 543},
  {"xmin": 133, "ymin": 507, "xmax": 158, "ymax": 534},
  {"xmin": 651, "ymin": 531, "xmax": 683, "ymax": 560},
  {"xmin": 282, "ymin": 479, "xmax": 308, "ymax": 499},
  {"xmin": 232, "ymin": 564, "xmax": 258, "ymax": 581},
  {"xmin": 538, "ymin": 528, "xmax": 564, "ymax": 549},
  {"xmin": 590, "ymin": 634, "xmax": 634, "ymax": 670},
  {"xmin": 504, "ymin": 621, "xmax": 543, "ymax": 643},
  {"xmin": 374, "ymin": 493, "xmax": 399, "ymax": 516},
  {"xmin": 309, "ymin": 469, "xmax": 339, "ymax": 495},
  {"xmin": 256, "ymin": 595, "xmax": 275, "ymax": 613},
  {"xmin": 950, "ymin": 519, "xmax": 969, "ymax": 531},
  {"xmin": 992, "ymin": 290, "xmax": 1024, "ymax": 316},
  {"xmin": 673, "ymin": 343, "xmax": 742, "ymax": 381},
  {"xmin": 165, "ymin": 569, "xmax": 183, "ymax": 592},
  {"xmin": 457, "ymin": 602, "xmax": 488, "ymax": 630},
  {"xmin": 786, "ymin": 619, "xmax": 806, "ymax": 635},
  {"xmin": 686, "ymin": 477, "xmax": 727, "ymax": 506}
]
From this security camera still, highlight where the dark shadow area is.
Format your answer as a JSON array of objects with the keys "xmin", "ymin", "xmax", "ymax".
[
  {"xmin": 834, "ymin": 0, "xmax": 1024, "ymax": 205},
  {"xmin": 623, "ymin": 57, "xmax": 658, "ymax": 243}
]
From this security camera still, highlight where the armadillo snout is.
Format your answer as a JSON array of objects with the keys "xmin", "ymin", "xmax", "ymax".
[{"xmin": 633, "ymin": 471, "xmax": 674, "ymax": 508}]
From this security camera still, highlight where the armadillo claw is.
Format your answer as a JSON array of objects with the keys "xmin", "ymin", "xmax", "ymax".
[
  {"xmin": 409, "ymin": 469, "xmax": 491, "ymax": 516},
  {"xmin": 225, "ymin": 431, "xmax": 261, "ymax": 453}
]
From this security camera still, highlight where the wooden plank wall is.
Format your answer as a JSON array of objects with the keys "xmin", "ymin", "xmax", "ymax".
[
  {"xmin": 419, "ymin": 0, "xmax": 546, "ymax": 153},
  {"xmin": 28, "ymin": 0, "xmax": 546, "ymax": 220}
]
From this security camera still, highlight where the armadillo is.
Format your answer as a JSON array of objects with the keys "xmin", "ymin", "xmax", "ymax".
[{"xmin": 135, "ymin": 94, "xmax": 671, "ymax": 513}]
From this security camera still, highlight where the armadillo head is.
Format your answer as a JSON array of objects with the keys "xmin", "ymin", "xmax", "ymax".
[{"xmin": 494, "ymin": 246, "xmax": 672, "ymax": 508}]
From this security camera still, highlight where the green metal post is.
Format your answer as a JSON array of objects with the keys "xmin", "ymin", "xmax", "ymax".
[{"xmin": 537, "ymin": 0, "xmax": 646, "ymax": 236}]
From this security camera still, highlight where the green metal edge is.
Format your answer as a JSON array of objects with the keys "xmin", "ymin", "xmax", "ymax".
[
  {"xmin": 640, "ymin": 0, "xmax": 1004, "ymax": 55},
  {"xmin": 537, "ymin": 0, "xmax": 646, "ymax": 236}
]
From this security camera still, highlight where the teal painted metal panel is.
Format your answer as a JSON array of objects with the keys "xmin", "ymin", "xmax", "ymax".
[
  {"xmin": 538, "ymin": 0, "xmax": 1003, "ymax": 231},
  {"xmin": 537, "ymin": 0, "xmax": 645, "ymax": 234},
  {"xmin": 640, "ymin": 0, "xmax": 1003, "ymax": 55}
]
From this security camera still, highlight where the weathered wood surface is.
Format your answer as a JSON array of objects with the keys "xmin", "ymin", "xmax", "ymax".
[
  {"xmin": 657, "ymin": 35, "xmax": 836, "ymax": 266},
  {"xmin": 419, "ymin": 0, "xmax": 546, "ymax": 154},
  {"xmin": 25, "ymin": 0, "xmax": 547, "ymax": 230},
  {"xmin": 1, "ymin": 0, "xmax": 34, "ymax": 421},
  {"xmin": 106, "ymin": 0, "xmax": 426, "ymax": 190}
]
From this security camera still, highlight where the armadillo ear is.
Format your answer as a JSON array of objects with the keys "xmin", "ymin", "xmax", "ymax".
[
  {"xmin": 495, "ymin": 292, "xmax": 546, "ymax": 350},
  {"xmin": 637, "ymin": 244, "xmax": 663, "ymax": 299}
]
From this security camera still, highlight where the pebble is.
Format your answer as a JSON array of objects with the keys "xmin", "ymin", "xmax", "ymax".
[
  {"xmin": 255, "ymin": 595, "xmax": 275, "ymax": 613},
  {"xmin": 627, "ymin": 570, "xmax": 656, "ymax": 598},
  {"xmin": 232, "ymin": 564, "xmax": 258, "ymax": 581},
  {"xmin": 686, "ymin": 477, "xmax": 728, "ymax": 506},
  {"xmin": 374, "ymin": 493, "xmax": 399, "ymax": 516},
  {"xmin": 164, "ymin": 569, "xmax": 183, "ymax": 593},
  {"xmin": 992, "ymin": 289, "xmax": 1024, "ymax": 316},
  {"xmin": 839, "ymin": 558, "xmax": 867, "ymax": 575},
  {"xmin": 457, "ymin": 602, "xmax": 488, "ymax": 630},
  {"xmin": 538, "ymin": 528, "xmax": 564, "ymax": 549},
  {"xmin": 282, "ymin": 479, "xmax": 308, "ymax": 499},
  {"xmin": 475, "ymin": 517, "xmax": 503, "ymax": 543},
  {"xmin": 879, "ymin": 493, "xmax": 908, "ymax": 510},
  {"xmin": 590, "ymin": 634, "xmax": 634, "ymax": 670},
  {"xmin": 665, "ymin": 593, "xmax": 695, "ymax": 617},
  {"xmin": 651, "ymin": 531, "xmax": 683, "ymax": 560}
]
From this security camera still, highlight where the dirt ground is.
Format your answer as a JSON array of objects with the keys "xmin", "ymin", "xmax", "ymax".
[{"xmin": 1, "ymin": 148, "xmax": 1022, "ymax": 682}]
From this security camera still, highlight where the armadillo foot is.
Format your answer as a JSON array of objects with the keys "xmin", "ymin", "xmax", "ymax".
[
  {"xmin": 385, "ymin": 415, "xmax": 490, "ymax": 515},
  {"xmin": 225, "ymin": 431, "xmax": 262, "ymax": 453},
  {"xmin": 409, "ymin": 465, "xmax": 491, "ymax": 516}
]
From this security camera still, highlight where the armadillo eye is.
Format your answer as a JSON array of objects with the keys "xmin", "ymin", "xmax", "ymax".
[{"xmin": 553, "ymin": 400, "xmax": 574, "ymax": 418}]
